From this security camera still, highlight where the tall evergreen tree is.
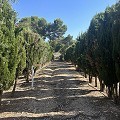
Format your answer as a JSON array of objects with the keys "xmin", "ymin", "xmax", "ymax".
[
  {"xmin": 0, "ymin": 0, "xmax": 19, "ymax": 104},
  {"xmin": 11, "ymin": 28, "xmax": 26, "ymax": 97}
]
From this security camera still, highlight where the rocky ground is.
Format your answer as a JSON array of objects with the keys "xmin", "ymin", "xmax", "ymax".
[{"xmin": 0, "ymin": 61, "xmax": 120, "ymax": 120}]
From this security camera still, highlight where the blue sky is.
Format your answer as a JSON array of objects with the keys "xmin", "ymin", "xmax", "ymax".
[{"xmin": 12, "ymin": 0, "xmax": 117, "ymax": 39}]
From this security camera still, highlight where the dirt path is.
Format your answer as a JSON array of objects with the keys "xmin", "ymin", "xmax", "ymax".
[{"xmin": 0, "ymin": 61, "xmax": 120, "ymax": 120}]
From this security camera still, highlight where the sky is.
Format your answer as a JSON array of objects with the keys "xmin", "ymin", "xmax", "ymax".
[{"xmin": 12, "ymin": 0, "xmax": 117, "ymax": 39}]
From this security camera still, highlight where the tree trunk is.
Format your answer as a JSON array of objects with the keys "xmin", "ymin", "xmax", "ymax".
[
  {"xmin": 74, "ymin": 64, "xmax": 76, "ymax": 68},
  {"xmin": 26, "ymin": 75, "xmax": 29, "ymax": 83},
  {"xmin": 23, "ymin": 68, "xmax": 29, "ymax": 83},
  {"xmin": 26, "ymin": 69, "xmax": 29, "ymax": 83},
  {"xmin": 11, "ymin": 68, "xmax": 19, "ymax": 97},
  {"xmin": 11, "ymin": 78, "xmax": 17, "ymax": 97},
  {"xmin": 108, "ymin": 86, "xmax": 113, "ymax": 98},
  {"xmin": 95, "ymin": 76, "xmax": 97, "ymax": 87},
  {"xmin": 84, "ymin": 72, "xmax": 87, "ymax": 78},
  {"xmin": 119, "ymin": 82, "xmax": 120, "ymax": 99},
  {"xmin": 89, "ymin": 73, "xmax": 92, "ymax": 83},
  {"xmin": 99, "ymin": 79, "xmax": 102, "ymax": 91},
  {"xmin": 89, "ymin": 74, "xmax": 91, "ymax": 83},
  {"xmin": 99, "ymin": 79, "xmax": 105, "ymax": 92},
  {"xmin": 113, "ymin": 83, "xmax": 118, "ymax": 104},
  {"xmin": 90, "ymin": 76, "xmax": 92, "ymax": 82},
  {"xmin": 114, "ymin": 83, "xmax": 118, "ymax": 97},
  {"xmin": 0, "ymin": 90, "xmax": 3, "ymax": 106}
]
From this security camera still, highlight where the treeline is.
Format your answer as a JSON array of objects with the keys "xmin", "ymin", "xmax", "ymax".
[
  {"xmin": 64, "ymin": 2, "xmax": 120, "ymax": 102},
  {"xmin": 18, "ymin": 16, "xmax": 67, "ymax": 41},
  {"xmin": 18, "ymin": 16, "xmax": 75, "ymax": 54},
  {"xmin": 0, "ymin": 0, "xmax": 53, "ymax": 104}
]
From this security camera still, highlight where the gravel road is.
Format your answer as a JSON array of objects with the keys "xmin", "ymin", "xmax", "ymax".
[{"xmin": 0, "ymin": 61, "xmax": 120, "ymax": 120}]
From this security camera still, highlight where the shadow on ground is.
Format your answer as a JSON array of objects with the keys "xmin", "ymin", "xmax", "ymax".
[{"xmin": 1, "ymin": 62, "xmax": 120, "ymax": 120}]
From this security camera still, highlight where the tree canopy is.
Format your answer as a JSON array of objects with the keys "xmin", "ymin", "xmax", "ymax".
[{"xmin": 64, "ymin": 1, "xmax": 120, "ymax": 99}]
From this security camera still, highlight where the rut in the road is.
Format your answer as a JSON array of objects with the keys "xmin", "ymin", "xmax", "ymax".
[{"xmin": 0, "ymin": 61, "xmax": 120, "ymax": 120}]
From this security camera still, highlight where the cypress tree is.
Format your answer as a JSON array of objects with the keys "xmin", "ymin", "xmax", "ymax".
[
  {"xmin": 112, "ymin": 2, "xmax": 120, "ymax": 100},
  {"xmin": 11, "ymin": 28, "xmax": 26, "ymax": 97},
  {"xmin": 0, "ymin": 0, "xmax": 18, "ymax": 104}
]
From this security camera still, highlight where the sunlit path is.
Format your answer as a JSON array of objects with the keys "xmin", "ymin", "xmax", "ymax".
[{"xmin": 0, "ymin": 61, "xmax": 120, "ymax": 120}]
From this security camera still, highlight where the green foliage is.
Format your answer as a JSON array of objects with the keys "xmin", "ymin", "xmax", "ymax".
[
  {"xmin": 23, "ymin": 30, "xmax": 52, "ymax": 82},
  {"xmin": 64, "ymin": 2, "xmax": 120, "ymax": 88},
  {"xmin": 19, "ymin": 16, "xmax": 47, "ymax": 39},
  {"xmin": 0, "ymin": 0, "xmax": 53, "ymax": 92},
  {"xmin": 15, "ymin": 29, "xmax": 26, "ymax": 77},
  {"xmin": 46, "ymin": 18, "xmax": 67, "ymax": 40},
  {"xmin": 49, "ymin": 34, "xmax": 75, "ymax": 54},
  {"xmin": 60, "ymin": 34, "xmax": 75, "ymax": 54},
  {"xmin": 112, "ymin": 2, "xmax": 120, "ymax": 82},
  {"xmin": 0, "ymin": 0, "xmax": 119, "ymax": 101},
  {"xmin": 75, "ymin": 33, "xmax": 90, "ymax": 73},
  {"xmin": 19, "ymin": 17, "xmax": 67, "ymax": 41},
  {"xmin": 0, "ymin": 0, "xmax": 18, "ymax": 90},
  {"xmin": 64, "ymin": 44, "xmax": 75, "ymax": 63}
]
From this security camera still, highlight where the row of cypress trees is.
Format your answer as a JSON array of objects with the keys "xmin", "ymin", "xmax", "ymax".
[
  {"xmin": 64, "ymin": 1, "xmax": 120, "ymax": 102},
  {"xmin": 0, "ymin": 0, "xmax": 53, "ymax": 105}
]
